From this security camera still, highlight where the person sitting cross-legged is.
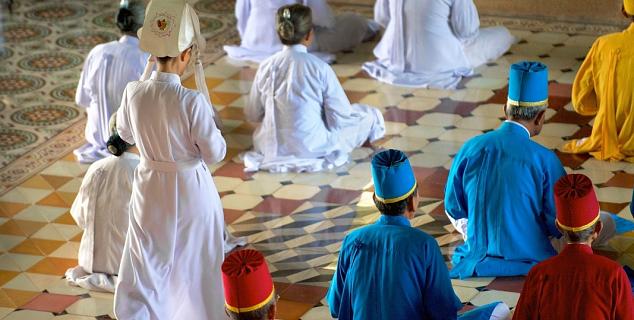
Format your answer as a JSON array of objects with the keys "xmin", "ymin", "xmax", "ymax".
[
  {"xmin": 514, "ymin": 173, "xmax": 634, "ymax": 319},
  {"xmin": 222, "ymin": 249, "xmax": 277, "ymax": 320},
  {"xmin": 561, "ymin": 0, "xmax": 634, "ymax": 162},
  {"xmin": 327, "ymin": 149, "xmax": 510, "ymax": 320}
]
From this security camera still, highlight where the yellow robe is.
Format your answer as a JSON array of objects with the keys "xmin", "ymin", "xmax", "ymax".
[{"xmin": 562, "ymin": 23, "xmax": 634, "ymax": 162}]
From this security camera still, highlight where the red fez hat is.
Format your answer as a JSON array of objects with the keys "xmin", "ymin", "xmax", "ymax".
[
  {"xmin": 554, "ymin": 174, "xmax": 600, "ymax": 232},
  {"xmin": 222, "ymin": 249, "xmax": 275, "ymax": 313}
]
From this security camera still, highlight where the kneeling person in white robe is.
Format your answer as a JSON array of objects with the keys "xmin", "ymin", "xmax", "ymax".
[
  {"xmin": 363, "ymin": 0, "xmax": 515, "ymax": 89},
  {"xmin": 224, "ymin": 0, "xmax": 379, "ymax": 63},
  {"xmin": 66, "ymin": 115, "xmax": 139, "ymax": 293},
  {"xmin": 243, "ymin": 4, "xmax": 385, "ymax": 173},
  {"xmin": 74, "ymin": 0, "xmax": 149, "ymax": 163}
]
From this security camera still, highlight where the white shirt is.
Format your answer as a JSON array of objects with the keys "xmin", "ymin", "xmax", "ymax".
[
  {"xmin": 244, "ymin": 45, "xmax": 385, "ymax": 172},
  {"xmin": 74, "ymin": 36, "xmax": 149, "ymax": 162}
]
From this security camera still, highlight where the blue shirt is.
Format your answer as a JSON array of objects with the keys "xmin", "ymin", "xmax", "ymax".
[
  {"xmin": 326, "ymin": 215, "xmax": 462, "ymax": 320},
  {"xmin": 445, "ymin": 121, "xmax": 566, "ymax": 278}
]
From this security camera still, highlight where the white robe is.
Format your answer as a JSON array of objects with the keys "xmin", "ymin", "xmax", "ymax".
[
  {"xmin": 74, "ymin": 35, "xmax": 149, "ymax": 163},
  {"xmin": 224, "ymin": 0, "xmax": 378, "ymax": 63},
  {"xmin": 114, "ymin": 71, "xmax": 226, "ymax": 320},
  {"xmin": 363, "ymin": 0, "xmax": 515, "ymax": 89},
  {"xmin": 65, "ymin": 152, "xmax": 139, "ymax": 293},
  {"xmin": 243, "ymin": 45, "xmax": 385, "ymax": 173}
]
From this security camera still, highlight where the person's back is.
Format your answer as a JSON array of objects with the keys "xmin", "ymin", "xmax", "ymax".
[
  {"xmin": 445, "ymin": 62, "xmax": 566, "ymax": 278},
  {"xmin": 514, "ymin": 174, "xmax": 634, "ymax": 319},
  {"xmin": 364, "ymin": 0, "xmax": 513, "ymax": 89},
  {"xmin": 74, "ymin": 1, "xmax": 149, "ymax": 163},
  {"xmin": 562, "ymin": 5, "xmax": 634, "ymax": 161},
  {"xmin": 335, "ymin": 218, "xmax": 459, "ymax": 319},
  {"xmin": 251, "ymin": 47, "xmax": 339, "ymax": 158}
]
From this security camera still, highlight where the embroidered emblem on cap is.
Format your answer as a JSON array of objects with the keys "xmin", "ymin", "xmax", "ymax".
[{"xmin": 150, "ymin": 11, "xmax": 174, "ymax": 38}]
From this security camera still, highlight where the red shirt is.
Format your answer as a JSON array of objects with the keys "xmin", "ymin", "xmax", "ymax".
[{"xmin": 514, "ymin": 244, "xmax": 634, "ymax": 320}]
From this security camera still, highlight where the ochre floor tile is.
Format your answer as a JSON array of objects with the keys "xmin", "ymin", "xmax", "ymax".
[
  {"xmin": 275, "ymin": 299, "xmax": 315, "ymax": 320},
  {"xmin": 0, "ymin": 203, "xmax": 29, "ymax": 219},
  {"xmin": 39, "ymin": 175, "xmax": 73, "ymax": 190},
  {"xmin": 27, "ymin": 257, "xmax": 77, "ymax": 276},
  {"xmin": 36, "ymin": 193, "xmax": 69, "ymax": 208},
  {"xmin": 19, "ymin": 176, "xmax": 52, "ymax": 190},
  {"xmin": 53, "ymin": 212, "xmax": 76, "ymax": 225},
  {"xmin": 1, "ymin": 289, "xmax": 40, "ymax": 308},
  {"xmin": 0, "ymin": 271, "xmax": 19, "ymax": 287}
]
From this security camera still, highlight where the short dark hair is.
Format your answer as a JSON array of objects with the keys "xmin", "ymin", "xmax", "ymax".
[
  {"xmin": 156, "ymin": 56, "xmax": 174, "ymax": 64},
  {"xmin": 373, "ymin": 185, "xmax": 418, "ymax": 216},
  {"xmin": 562, "ymin": 222, "xmax": 597, "ymax": 243},
  {"xmin": 225, "ymin": 293, "xmax": 275, "ymax": 320}
]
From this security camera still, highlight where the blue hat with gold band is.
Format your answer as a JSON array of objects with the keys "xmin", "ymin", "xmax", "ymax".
[
  {"xmin": 371, "ymin": 149, "xmax": 417, "ymax": 204},
  {"xmin": 507, "ymin": 61, "xmax": 549, "ymax": 107}
]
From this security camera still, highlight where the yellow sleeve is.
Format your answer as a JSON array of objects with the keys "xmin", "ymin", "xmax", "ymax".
[{"xmin": 571, "ymin": 42, "xmax": 599, "ymax": 116}]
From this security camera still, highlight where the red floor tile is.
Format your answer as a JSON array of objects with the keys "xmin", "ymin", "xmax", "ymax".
[
  {"xmin": 432, "ymin": 99, "xmax": 479, "ymax": 116},
  {"xmin": 312, "ymin": 188, "xmax": 362, "ymax": 205},
  {"xmin": 547, "ymin": 109, "xmax": 593, "ymax": 124},
  {"xmin": 602, "ymin": 172, "xmax": 634, "ymax": 189},
  {"xmin": 485, "ymin": 276, "xmax": 526, "ymax": 293},
  {"xmin": 276, "ymin": 299, "xmax": 315, "ymax": 320},
  {"xmin": 252, "ymin": 197, "xmax": 305, "ymax": 215},
  {"xmin": 345, "ymin": 90, "xmax": 368, "ymax": 103},
  {"xmin": 599, "ymin": 202, "xmax": 629, "ymax": 214},
  {"xmin": 412, "ymin": 167, "xmax": 438, "ymax": 183},
  {"xmin": 20, "ymin": 293, "xmax": 80, "ymax": 314},
  {"xmin": 280, "ymin": 283, "xmax": 328, "ymax": 305},
  {"xmin": 548, "ymin": 83, "xmax": 572, "ymax": 98},
  {"xmin": 485, "ymin": 86, "xmax": 509, "ymax": 105},
  {"xmin": 224, "ymin": 209, "xmax": 244, "ymax": 224},
  {"xmin": 568, "ymin": 125, "xmax": 593, "ymax": 140},
  {"xmin": 547, "ymin": 96, "xmax": 572, "ymax": 110},
  {"xmin": 214, "ymin": 162, "xmax": 252, "ymax": 180},
  {"xmin": 382, "ymin": 107, "xmax": 426, "ymax": 126},
  {"xmin": 555, "ymin": 150, "xmax": 590, "ymax": 170}
]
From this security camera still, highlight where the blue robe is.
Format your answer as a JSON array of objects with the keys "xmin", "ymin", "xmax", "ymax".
[
  {"xmin": 445, "ymin": 121, "xmax": 566, "ymax": 279},
  {"xmin": 326, "ymin": 215, "xmax": 463, "ymax": 320}
]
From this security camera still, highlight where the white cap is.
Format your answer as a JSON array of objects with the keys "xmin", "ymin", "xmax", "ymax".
[{"xmin": 138, "ymin": 0, "xmax": 205, "ymax": 57}]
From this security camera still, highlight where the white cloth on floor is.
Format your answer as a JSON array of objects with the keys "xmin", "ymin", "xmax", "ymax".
[
  {"xmin": 66, "ymin": 152, "xmax": 139, "ymax": 293},
  {"xmin": 362, "ymin": 0, "xmax": 515, "ymax": 89},
  {"xmin": 224, "ymin": 0, "xmax": 375, "ymax": 63},
  {"xmin": 114, "ymin": 71, "xmax": 226, "ymax": 320},
  {"xmin": 243, "ymin": 45, "xmax": 385, "ymax": 173},
  {"xmin": 74, "ymin": 35, "xmax": 149, "ymax": 163}
]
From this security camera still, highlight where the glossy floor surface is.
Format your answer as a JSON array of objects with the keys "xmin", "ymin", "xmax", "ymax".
[{"xmin": 1, "ymin": 1, "xmax": 634, "ymax": 319}]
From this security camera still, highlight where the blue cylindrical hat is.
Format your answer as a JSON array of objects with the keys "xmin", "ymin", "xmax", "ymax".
[
  {"xmin": 507, "ymin": 61, "xmax": 549, "ymax": 107},
  {"xmin": 371, "ymin": 149, "xmax": 417, "ymax": 204}
]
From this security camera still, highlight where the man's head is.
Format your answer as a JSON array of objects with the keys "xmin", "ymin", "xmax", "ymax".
[
  {"xmin": 276, "ymin": 4, "xmax": 314, "ymax": 47},
  {"xmin": 222, "ymin": 249, "xmax": 276, "ymax": 320},
  {"xmin": 504, "ymin": 61, "xmax": 549, "ymax": 136},
  {"xmin": 622, "ymin": 0, "xmax": 634, "ymax": 20},
  {"xmin": 116, "ymin": 0, "xmax": 145, "ymax": 36},
  {"xmin": 554, "ymin": 174, "xmax": 603, "ymax": 245},
  {"xmin": 371, "ymin": 149, "xmax": 419, "ymax": 219},
  {"xmin": 106, "ymin": 113, "xmax": 132, "ymax": 156}
]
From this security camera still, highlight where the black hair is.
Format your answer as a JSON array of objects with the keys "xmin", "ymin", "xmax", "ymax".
[
  {"xmin": 116, "ymin": 0, "xmax": 144, "ymax": 34},
  {"xmin": 276, "ymin": 4, "xmax": 313, "ymax": 45},
  {"xmin": 106, "ymin": 134, "xmax": 130, "ymax": 156},
  {"xmin": 373, "ymin": 185, "xmax": 418, "ymax": 216}
]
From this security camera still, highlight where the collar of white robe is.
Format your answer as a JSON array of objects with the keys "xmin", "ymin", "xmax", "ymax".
[{"xmin": 137, "ymin": 0, "xmax": 222, "ymax": 130}]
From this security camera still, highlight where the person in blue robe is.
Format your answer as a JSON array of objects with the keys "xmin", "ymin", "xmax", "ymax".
[
  {"xmin": 327, "ymin": 149, "xmax": 509, "ymax": 320},
  {"xmin": 445, "ymin": 61, "xmax": 567, "ymax": 279}
]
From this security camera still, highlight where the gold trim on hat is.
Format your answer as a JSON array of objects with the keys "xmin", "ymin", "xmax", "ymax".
[
  {"xmin": 374, "ymin": 183, "xmax": 417, "ymax": 204},
  {"xmin": 506, "ymin": 98, "xmax": 548, "ymax": 107},
  {"xmin": 225, "ymin": 288, "xmax": 275, "ymax": 313},
  {"xmin": 556, "ymin": 212, "xmax": 601, "ymax": 232}
]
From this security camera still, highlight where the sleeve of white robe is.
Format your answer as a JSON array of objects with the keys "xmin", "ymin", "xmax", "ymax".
[
  {"xmin": 245, "ymin": 71, "xmax": 265, "ymax": 123},
  {"xmin": 450, "ymin": 0, "xmax": 480, "ymax": 42},
  {"xmin": 75, "ymin": 53, "xmax": 93, "ymax": 108},
  {"xmin": 374, "ymin": 0, "xmax": 390, "ymax": 28},
  {"xmin": 191, "ymin": 93, "xmax": 227, "ymax": 164},
  {"xmin": 235, "ymin": 0, "xmax": 250, "ymax": 38},
  {"xmin": 321, "ymin": 67, "xmax": 354, "ymax": 131},
  {"xmin": 304, "ymin": 0, "xmax": 335, "ymax": 29},
  {"xmin": 116, "ymin": 85, "xmax": 135, "ymax": 145}
]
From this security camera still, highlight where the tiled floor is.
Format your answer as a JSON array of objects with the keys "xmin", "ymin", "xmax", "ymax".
[{"xmin": 2, "ymin": 1, "xmax": 634, "ymax": 320}]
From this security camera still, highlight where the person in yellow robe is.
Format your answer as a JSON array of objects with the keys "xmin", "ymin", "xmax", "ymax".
[{"xmin": 562, "ymin": 0, "xmax": 634, "ymax": 162}]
